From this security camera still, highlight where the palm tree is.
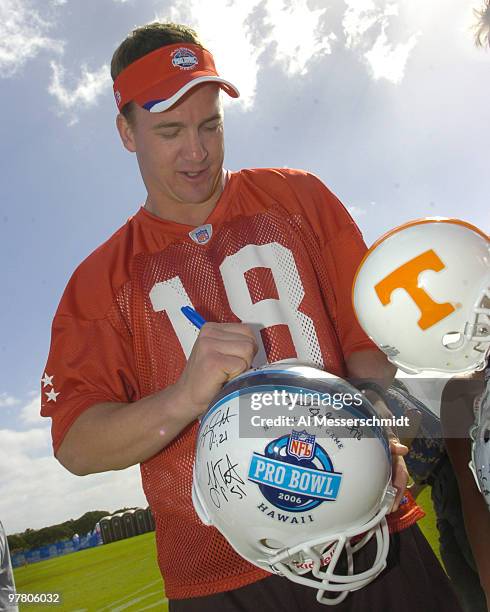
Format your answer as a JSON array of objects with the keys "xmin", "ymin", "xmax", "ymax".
[{"xmin": 473, "ymin": 0, "xmax": 490, "ymax": 48}]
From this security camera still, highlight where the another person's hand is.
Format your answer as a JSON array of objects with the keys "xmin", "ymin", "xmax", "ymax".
[
  {"xmin": 360, "ymin": 387, "xmax": 410, "ymax": 512},
  {"xmin": 174, "ymin": 322, "xmax": 258, "ymax": 420},
  {"xmin": 389, "ymin": 438, "xmax": 409, "ymax": 512}
]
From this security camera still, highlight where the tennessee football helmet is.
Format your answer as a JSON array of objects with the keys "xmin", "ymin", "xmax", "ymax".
[
  {"xmin": 469, "ymin": 369, "xmax": 490, "ymax": 510},
  {"xmin": 192, "ymin": 363, "xmax": 395, "ymax": 605},
  {"xmin": 353, "ymin": 218, "xmax": 490, "ymax": 374}
]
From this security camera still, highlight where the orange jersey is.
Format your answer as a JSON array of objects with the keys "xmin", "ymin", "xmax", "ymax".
[{"xmin": 41, "ymin": 168, "xmax": 422, "ymax": 598}]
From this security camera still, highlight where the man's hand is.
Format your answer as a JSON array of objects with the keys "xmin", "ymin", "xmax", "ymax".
[{"xmin": 173, "ymin": 322, "xmax": 258, "ymax": 420}]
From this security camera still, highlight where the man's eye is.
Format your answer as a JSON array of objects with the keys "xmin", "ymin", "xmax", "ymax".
[
  {"xmin": 159, "ymin": 131, "xmax": 179, "ymax": 139},
  {"xmin": 204, "ymin": 122, "xmax": 222, "ymax": 131}
]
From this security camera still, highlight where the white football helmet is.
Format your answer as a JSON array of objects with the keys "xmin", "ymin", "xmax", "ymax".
[
  {"xmin": 192, "ymin": 363, "xmax": 395, "ymax": 606},
  {"xmin": 353, "ymin": 218, "xmax": 490, "ymax": 374},
  {"xmin": 469, "ymin": 369, "xmax": 490, "ymax": 511}
]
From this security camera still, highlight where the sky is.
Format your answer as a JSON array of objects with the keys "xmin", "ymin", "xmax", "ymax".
[{"xmin": 0, "ymin": 0, "xmax": 488, "ymax": 536}]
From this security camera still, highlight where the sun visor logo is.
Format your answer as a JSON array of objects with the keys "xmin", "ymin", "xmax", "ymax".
[{"xmin": 171, "ymin": 47, "xmax": 199, "ymax": 71}]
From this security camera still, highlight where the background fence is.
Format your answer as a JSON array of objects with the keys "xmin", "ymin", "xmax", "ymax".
[{"xmin": 11, "ymin": 506, "xmax": 154, "ymax": 567}]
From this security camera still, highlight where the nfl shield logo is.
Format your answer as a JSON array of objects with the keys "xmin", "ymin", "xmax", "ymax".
[
  {"xmin": 189, "ymin": 224, "xmax": 213, "ymax": 245},
  {"xmin": 287, "ymin": 430, "xmax": 316, "ymax": 460}
]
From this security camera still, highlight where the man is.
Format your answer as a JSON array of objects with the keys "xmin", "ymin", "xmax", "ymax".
[
  {"xmin": 435, "ymin": 5, "xmax": 490, "ymax": 609},
  {"xmin": 0, "ymin": 520, "xmax": 18, "ymax": 612},
  {"xmin": 41, "ymin": 22, "xmax": 461, "ymax": 611},
  {"xmin": 440, "ymin": 369, "xmax": 490, "ymax": 611}
]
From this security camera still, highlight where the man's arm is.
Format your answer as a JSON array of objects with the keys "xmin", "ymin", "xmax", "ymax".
[
  {"xmin": 56, "ymin": 387, "xmax": 191, "ymax": 476},
  {"xmin": 346, "ymin": 349, "xmax": 409, "ymax": 512},
  {"xmin": 345, "ymin": 349, "xmax": 397, "ymax": 389},
  {"xmin": 441, "ymin": 373, "xmax": 490, "ymax": 607},
  {"xmin": 56, "ymin": 322, "xmax": 257, "ymax": 476},
  {"xmin": 346, "ymin": 350, "xmax": 410, "ymax": 440}
]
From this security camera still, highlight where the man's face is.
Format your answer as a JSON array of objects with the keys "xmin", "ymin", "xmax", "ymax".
[{"xmin": 119, "ymin": 83, "xmax": 225, "ymax": 219}]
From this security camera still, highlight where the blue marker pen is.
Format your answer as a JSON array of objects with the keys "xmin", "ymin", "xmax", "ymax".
[{"xmin": 181, "ymin": 306, "xmax": 207, "ymax": 330}]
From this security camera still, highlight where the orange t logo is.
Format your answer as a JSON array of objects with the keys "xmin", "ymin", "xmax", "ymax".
[{"xmin": 375, "ymin": 250, "xmax": 455, "ymax": 330}]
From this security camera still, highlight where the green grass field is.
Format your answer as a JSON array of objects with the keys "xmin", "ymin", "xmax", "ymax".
[
  {"xmin": 14, "ymin": 532, "xmax": 168, "ymax": 612},
  {"xmin": 417, "ymin": 485, "xmax": 441, "ymax": 564},
  {"xmin": 14, "ymin": 489, "xmax": 440, "ymax": 611}
]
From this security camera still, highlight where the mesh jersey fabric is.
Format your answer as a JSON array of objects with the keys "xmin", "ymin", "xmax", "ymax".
[{"xmin": 41, "ymin": 168, "xmax": 422, "ymax": 599}]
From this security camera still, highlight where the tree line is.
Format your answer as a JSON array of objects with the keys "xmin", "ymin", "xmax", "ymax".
[{"xmin": 7, "ymin": 508, "xmax": 134, "ymax": 553}]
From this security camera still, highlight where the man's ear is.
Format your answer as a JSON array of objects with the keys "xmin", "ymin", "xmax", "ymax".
[{"xmin": 116, "ymin": 113, "xmax": 136, "ymax": 153}]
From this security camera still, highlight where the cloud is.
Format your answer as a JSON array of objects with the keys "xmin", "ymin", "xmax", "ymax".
[
  {"xmin": 160, "ymin": 0, "xmax": 420, "ymax": 112},
  {"xmin": 0, "ymin": 427, "xmax": 148, "ymax": 534},
  {"xmin": 48, "ymin": 60, "xmax": 111, "ymax": 123},
  {"xmin": 19, "ymin": 394, "xmax": 44, "ymax": 427},
  {"xmin": 0, "ymin": 0, "xmax": 63, "ymax": 78},
  {"xmin": 0, "ymin": 427, "xmax": 51, "ymax": 455},
  {"xmin": 164, "ymin": 0, "xmax": 334, "ymax": 110},
  {"xmin": 343, "ymin": 0, "xmax": 419, "ymax": 84},
  {"xmin": 347, "ymin": 205, "xmax": 367, "ymax": 218},
  {"xmin": 0, "ymin": 393, "xmax": 20, "ymax": 408},
  {"xmin": 256, "ymin": 0, "xmax": 335, "ymax": 76},
  {"xmin": 343, "ymin": 0, "xmax": 388, "ymax": 47},
  {"xmin": 1, "ymin": 0, "xmax": 419, "ymax": 121},
  {"xmin": 364, "ymin": 22, "xmax": 419, "ymax": 83},
  {"xmin": 0, "ymin": 0, "xmax": 108, "ymax": 121}
]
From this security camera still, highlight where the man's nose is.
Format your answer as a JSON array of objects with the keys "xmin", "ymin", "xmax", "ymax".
[{"xmin": 181, "ymin": 130, "xmax": 207, "ymax": 162}]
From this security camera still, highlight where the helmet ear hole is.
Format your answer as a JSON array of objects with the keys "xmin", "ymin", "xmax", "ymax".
[
  {"xmin": 260, "ymin": 538, "xmax": 285, "ymax": 550},
  {"xmin": 442, "ymin": 331, "xmax": 464, "ymax": 349}
]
